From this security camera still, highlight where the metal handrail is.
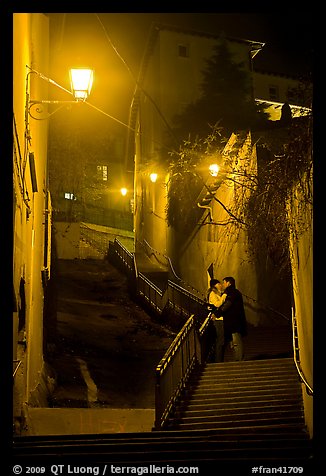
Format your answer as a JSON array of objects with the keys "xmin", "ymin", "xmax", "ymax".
[
  {"xmin": 137, "ymin": 272, "xmax": 164, "ymax": 312},
  {"xmin": 142, "ymin": 239, "xmax": 204, "ymax": 298},
  {"xmin": 197, "ymin": 312, "xmax": 216, "ymax": 363},
  {"xmin": 291, "ymin": 307, "xmax": 313, "ymax": 396},
  {"xmin": 13, "ymin": 360, "xmax": 22, "ymax": 379},
  {"xmin": 154, "ymin": 315, "xmax": 199, "ymax": 430},
  {"xmin": 111, "ymin": 239, "xmax": 206, "ymax": 318}
]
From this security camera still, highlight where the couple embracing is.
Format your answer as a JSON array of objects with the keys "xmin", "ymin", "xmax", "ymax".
[{"xmin": 207, "ymin": 276, "xmax": 247, "ymax": 362}]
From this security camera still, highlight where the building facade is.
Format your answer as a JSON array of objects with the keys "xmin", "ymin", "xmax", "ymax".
[
  {"xmin": 130, "ymin": 24, "xmax": 275, "ymax": 315},
  {"xmin": 13, "ymin": 13, "xmax": 52, "ymax": 433},
  {"xmin": 129, "ymin": 23, "xmax": 313, "ymax": 435}
]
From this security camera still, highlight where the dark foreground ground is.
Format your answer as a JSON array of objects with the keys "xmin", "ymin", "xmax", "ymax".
[{"xmin": 46, "ymin": 258, "xmax": 176, "ymax": 409}]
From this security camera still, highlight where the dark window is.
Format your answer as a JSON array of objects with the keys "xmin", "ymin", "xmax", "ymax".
[
  {"xmin": 178, "ymin": 44, "xmax": 189, "ymax": 58},
  {"xmin": 269, "ymin": 85, "xmax": 279, "ymax": 101}
]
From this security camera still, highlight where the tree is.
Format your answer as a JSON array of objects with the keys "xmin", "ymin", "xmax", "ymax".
[
  {"xmin": 166, "ymin": 114, "xmax": 312, "ymax": 279},
  {"xmin": 166, "ymin": 39, "xmax": 271, "ymax": 233},
  {"xmin": 48, "ymin": 107, "xmax": 119, "ymax": 220},
  {"xmin": 171, "ymin": 38, "xmax": 270, "ymax": 144}
]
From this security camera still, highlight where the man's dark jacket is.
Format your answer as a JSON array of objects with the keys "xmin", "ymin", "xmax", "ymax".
[{"xmin": 216, "ymin": 285, "xmax": 247, "ymax": 342}]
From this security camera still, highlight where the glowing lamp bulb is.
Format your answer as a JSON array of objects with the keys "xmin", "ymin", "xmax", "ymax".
[
  {"xmin": 69, "ymin": 68, "xmax": 94, "ymax": 101},
  {"xmin": 209, "ymin": 163, "xmax": 220, "ymax": 177}
]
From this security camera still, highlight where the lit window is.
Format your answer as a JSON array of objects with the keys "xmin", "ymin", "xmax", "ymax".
[
  {"xmin": 64, "ymin": 193, "xmax": 75, "ymax": 200},
  {"xmin": 97, "ymin": 165, "xmax": 108, "ymax": 181}
]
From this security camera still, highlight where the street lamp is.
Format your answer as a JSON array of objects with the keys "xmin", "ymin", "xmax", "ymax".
[
  {"xmin": 209, "ymin": 163, "xmax": 220, "ymax": 177},
  {"xmin": 149, "ymin": 172, "xmax": 158, "ymax": 183},
  {"xmin": 26, "ymin": 65, "xmax": 94, "ymax": 120},
  {"xmin": 69, "ymin": 68, "xmax": 94, "ymax": 101}
]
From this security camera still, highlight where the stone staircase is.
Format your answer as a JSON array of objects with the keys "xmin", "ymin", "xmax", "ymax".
[
  {"xmin": 167, "ymin": 358, "xmax": 305, "ymax": 430},
  {"xmin": 12, "ymin": 325, "xmax": 314, "ymax": 466},
  {"xmin": 161, "ymin": 357, "xmax": 312, "ymax": 461}
]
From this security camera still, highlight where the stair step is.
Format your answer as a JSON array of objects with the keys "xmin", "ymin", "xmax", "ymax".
[
  {"xmin": 198, "ymin": 364, "xmax": 297, "ymax": 374},
  {"xmin": 190, "ymin": 383, "xmax": 301, "ymax": 398},
  {"xmin": 173, "ymin": 415, "xmax": 305, "ymax": 431},
  {"xmin": 13, "ymin": 426, "xmax": 313, "ymax": 462},
  {"xmin": 174, "ymin": 408, "xmax": 304, "ymax": 425},
  {"xmin": 182, "ymin": 394, "xmax": 302, "ymax": 407},
  {"xmin": 179, "ymin": 403, "xmax": 303, "ymax": 419},
  {"xmin": 164, "ymin": 352, "xmax": 306, "ymax": 449},
  {"xmin": 164, "ymin": 422, "xmax": 310, "ymax": 435},
  {"xmin": 200, "ymin": 368, "xmax": 297, "ymax": 379},
  {"xmin": 205, "ymin": 357, "xmax": 294, "ymax": 366},
  {"xmin": 197, "ymin": 367, "xmax": 298, "ymax": 379},
  {"xmin": 13, "ymin": 444, "xmax": 313, "ymax": 464},
  {"xmin": 189, "ymin": 376, "xmax": 300, "ymax": 389},
  {"xmin": 14, "ymin": 427, "xmax": 310, "ymax": 444},
  {"xmin": 182, "ymin": 397, "xmax": 303, "ymax": 412},
  {"xmin": 200, "ymin": 368, "xmax": 297, "ymax": 378}
]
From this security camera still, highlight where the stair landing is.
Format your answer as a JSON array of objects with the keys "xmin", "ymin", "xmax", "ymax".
[{"xmin": 224, "ymin": 323, "xmax": 293, "ymax": 361}]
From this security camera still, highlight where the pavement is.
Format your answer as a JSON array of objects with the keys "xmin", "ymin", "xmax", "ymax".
[{"xmin": 25, "ymin": 408, "xmax": 155, "ymax": 435}]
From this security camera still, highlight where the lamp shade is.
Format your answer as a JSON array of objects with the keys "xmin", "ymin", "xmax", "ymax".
[{"xmin": 69, "ymin": 68, "xmax": 94, "ymax": 100}]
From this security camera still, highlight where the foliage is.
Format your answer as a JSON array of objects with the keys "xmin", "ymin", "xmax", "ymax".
[
  {"xmin": 166, "ymin": 125, "xmax": 227, "ymax": 233},
  {"xmin": 246, "ymin": 117, "xmax": 313, "ymax": 274},
  {"xmin": 166, "ymin": 38, "xmax": 312, "ymax": 276},
  {"xmin": 48, "ymin": 108, "xmax": 118, "ymax": 217},
  {"xmin": 171, "ymin": 38, "xmax": 270, "ymax": 145},
  {"xmin": 167, "ymin": 114, "xmax": 313, "ymax": 277}
]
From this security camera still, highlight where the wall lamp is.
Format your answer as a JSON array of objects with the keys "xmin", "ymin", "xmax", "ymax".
[{"xmin": 26, "ymin": 65, "xmax": 94, "ymax": 120}]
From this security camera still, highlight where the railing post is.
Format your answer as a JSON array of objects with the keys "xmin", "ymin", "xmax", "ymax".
[{"xmin": 154, "ymin": 369, "xmax": 162, "ymax": 430}]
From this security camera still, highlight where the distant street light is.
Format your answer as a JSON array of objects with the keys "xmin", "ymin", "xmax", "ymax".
[
  {"xmin": 120, "ymin": 187, "xmax": 128, "ymax": 196},
  {"xmin": 150, "ymin": 173, "xmax": 158, "ymax": 183},
  {"xmin": 209, "ymin": 163, "xmax": 220, "ymax": 177}
]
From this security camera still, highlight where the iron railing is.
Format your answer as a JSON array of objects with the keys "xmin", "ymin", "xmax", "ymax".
[
  {"xmin": 154, "ymin": 315, "xmax": 200, "ymax": 430},
  {"xmin": 137, "ymin": 272, "xmax": 165, "ymax": 313},
  {"xmin": 197, "ymin": 313, "xmax": 216, "ymax": 364},
  {"xmin": 109, "ymin": 238, "xmax": 206, "ymax": 320},
  {"xmin": 291, "ymin": 307, "xmax": 313, "ymax": 396}
]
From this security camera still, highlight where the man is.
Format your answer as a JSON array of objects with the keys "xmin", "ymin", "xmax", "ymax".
[
  {"xmin": 216, "ymin": 276, "xmax": 247, "ymax": 361},
  {"xmin": 207, "ymin": 278, "xmax": 226, "ymax": 362}
]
